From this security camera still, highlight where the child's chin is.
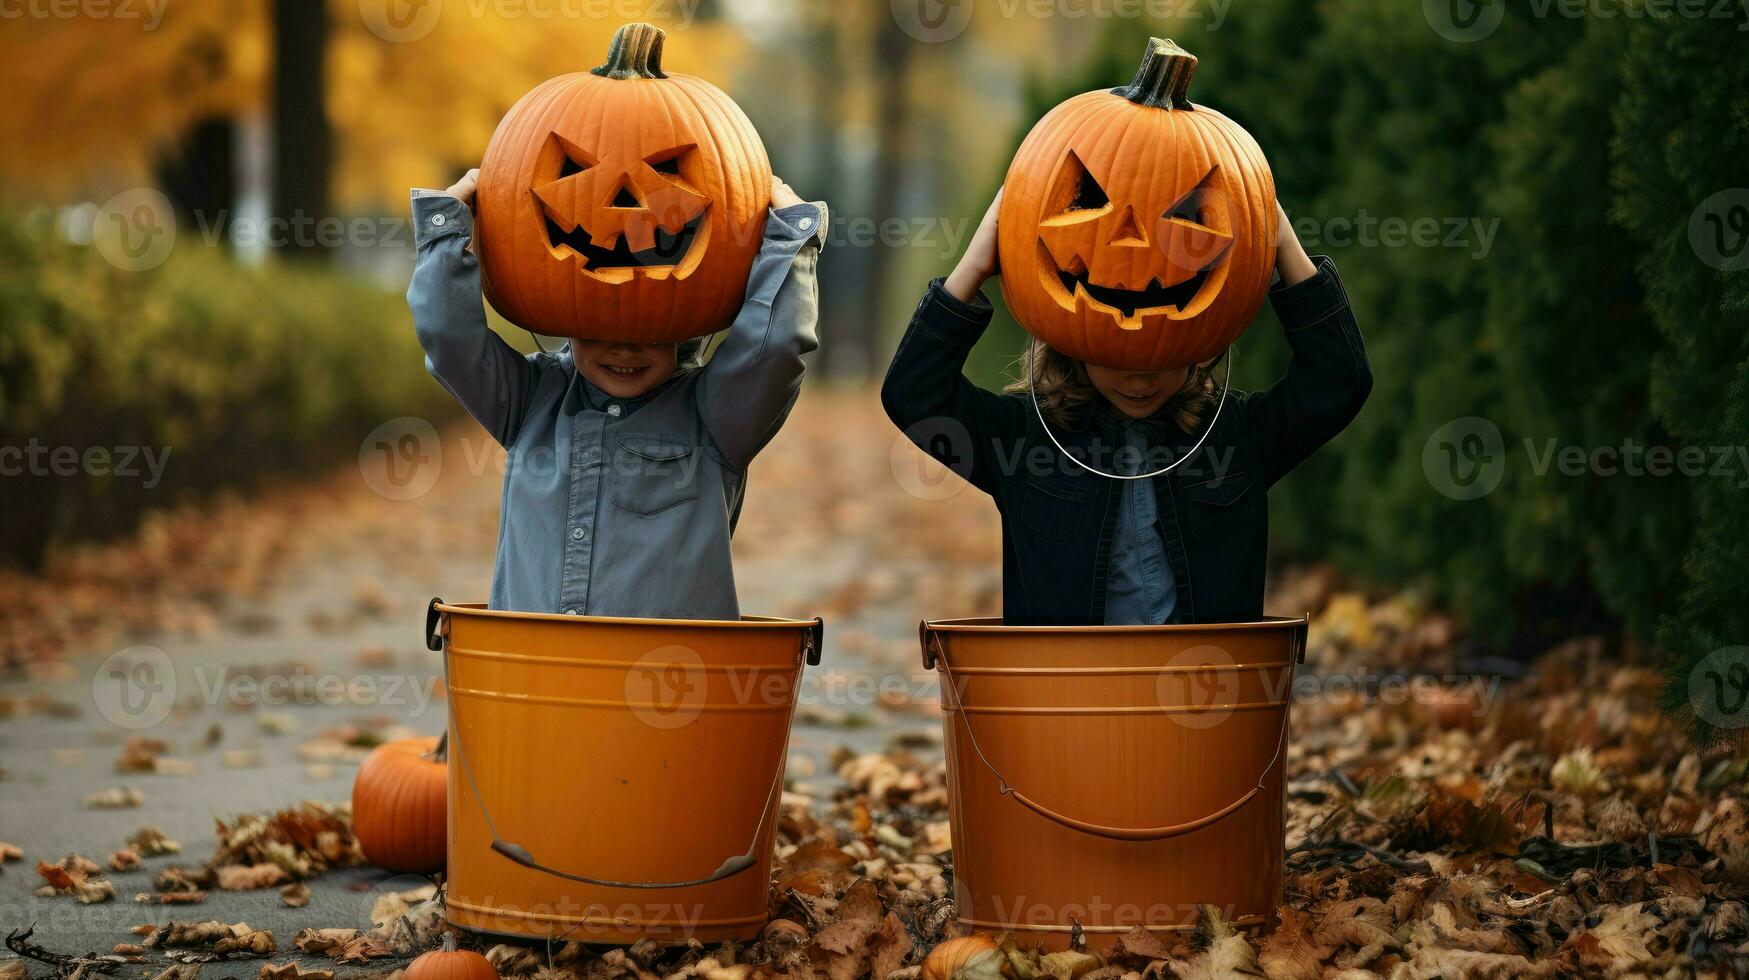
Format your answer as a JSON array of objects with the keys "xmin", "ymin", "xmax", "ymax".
[{"xmin": 585, "ymin": 368, "xmax": 659, "ymax": 398}]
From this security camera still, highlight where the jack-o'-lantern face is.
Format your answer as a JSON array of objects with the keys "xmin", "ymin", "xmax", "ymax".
[
  {"xmin": 1033, "ymin": 148, "xmax": 1236, "ymax": 330},
  {"xmin": 475, "ymin": 23, "xmax": 772, "ymax": 343},
  {"xmin": 531, "ymin": 133, "xmax": 712, "ymax": 284},
  {"xmin": 999, "ymin": 38, "xmax": 1276, "ymax": 372}
]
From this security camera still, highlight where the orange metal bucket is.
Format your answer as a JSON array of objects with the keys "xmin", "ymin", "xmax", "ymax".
[
  {"xmin": 920, "ymin": 617, "xmax": 1304, "ymax": 949},
  {"xmin": 428, "ymin": 600, "xmax": 822, "ymax": 945}
]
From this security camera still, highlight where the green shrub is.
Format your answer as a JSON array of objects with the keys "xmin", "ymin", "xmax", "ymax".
[
  {"xmin": 0, "ymin": 211, "xmax": 458, "ymax": 568},
  {"xmin": 1608, "ymin": 11, "xmax": 1749, "ymax": 737}
]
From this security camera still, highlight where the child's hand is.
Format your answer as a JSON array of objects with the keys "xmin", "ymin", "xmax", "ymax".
[
  {"xmin": 944, "ymin": 189, "xmax": 1002, "ymax": 302},
  {"xmin": 443, "ymin": 169, "xmax": 481, "ymax": 209},
  {"xmin": 770, "ymin": 176, "xmax": 804, "ymax": 210},
  {"xmin": 1274, "ymin": 201, "xmax": 1318, "ymax": 287}
]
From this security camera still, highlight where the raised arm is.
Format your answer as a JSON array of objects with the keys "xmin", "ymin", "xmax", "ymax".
[
  {"xmin": 880, "ymin": 192, "xmax": 1027, "ymax": 495},
  {"xmin": 1244, "ymin": 203, "xmax": 1374, "ymax": 487},
  {"xmin": 406, "ymin": 170, "xmax": 544, "ymax": 448},
  {"xmin": 696, "ymin": 177, "xmax": 826, "ymax": 470}
]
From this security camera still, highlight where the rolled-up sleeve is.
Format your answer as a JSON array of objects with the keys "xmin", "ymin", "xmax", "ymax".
[
  {"xmin": 405, "ymin": 192, "xmax": 542, "ymax": 447},
  {"xmin": 696, "ymin": 201, "xmax": 828, "ymax": 469}
]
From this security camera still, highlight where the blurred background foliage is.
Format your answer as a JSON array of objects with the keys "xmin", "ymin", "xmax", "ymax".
[
  {"xmin": 0, "ymin": 209, "xmax": 455, "ymax": 567},
  {"xmin": 0, "ymin": 0, "xmax": 1745, "ymax": 734}
]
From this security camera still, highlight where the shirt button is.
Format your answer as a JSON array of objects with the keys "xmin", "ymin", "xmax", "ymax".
[
  {"xmin": 798, "ymin": 216, "xmax": 814, "ymax": 230},
  {"xmin": 582, "ymin": 449, "xmax": 598, "ymax": 462},
  {"xmin": 571, "ymin": 527, "xmax": 585, "ymax": 540},
  {"xmin": 606, "ymin": 404, "xmax": 622, "ymax": 417},
  {"xmin": 431, "ymin": 213, "xmax": 446, "ymax": 227},
  {"xmin": 563, "ymin": 608, "xmax": 577, "ymax": 616}
]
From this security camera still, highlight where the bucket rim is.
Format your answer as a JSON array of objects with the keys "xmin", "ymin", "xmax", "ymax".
[
  {"xmin": 922, "ymin": 615, "xmax": 1307, "ymax": 634},
  {"xmin": 435, "ymin": 602, "xmax": 819, "ymax": 630}
]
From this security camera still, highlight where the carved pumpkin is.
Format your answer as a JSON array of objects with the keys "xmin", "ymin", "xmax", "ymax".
[
  {"xmin": 998, "ymin": 38, "xmax": 1277, "ymax": 371},
  {"xmin": 475, "ymin": 23, "xmax": 772, "ymax": 342},
  {"xmin": 406, "ymin": 934, "xmax": 496, "ymax": 980},
  {"xmin": 351, "ymin": 735, "xmax": 447, "ymax": 875}
]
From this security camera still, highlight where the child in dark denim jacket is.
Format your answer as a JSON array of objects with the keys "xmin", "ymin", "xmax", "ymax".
[
  {"xmin": 883, "ymin": 191, "xmax": 1371, "ymax": 626},
  {"xmin": 408, "ymin": 170, "xmax": 826, "ymax": 619}
]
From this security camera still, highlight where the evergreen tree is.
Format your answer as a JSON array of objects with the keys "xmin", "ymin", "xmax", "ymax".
[{"xmin": 1609, "ymin": 6, "xmax": 1749, "ymax": 738}]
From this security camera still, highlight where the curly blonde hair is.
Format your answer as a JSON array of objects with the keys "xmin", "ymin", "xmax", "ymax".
[{"xmin": 1003, "ymin": 339, "xmax": 1225, "ymax": 433}]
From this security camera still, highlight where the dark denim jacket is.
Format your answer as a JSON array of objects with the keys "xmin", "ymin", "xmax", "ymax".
[{"xmin": 880, "ymin": 257, "xmax": 1372, "ymax": 626}]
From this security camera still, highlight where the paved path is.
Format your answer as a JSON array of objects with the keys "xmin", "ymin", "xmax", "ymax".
[{"xmin": 0, "ymin": 388, "xmax": 1001, "ymax": 973}]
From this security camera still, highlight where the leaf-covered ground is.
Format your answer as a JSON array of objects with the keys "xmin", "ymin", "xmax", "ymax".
[{"xmin": 2, "ymin": 390, "xmax": 1744, "ymax": 979}]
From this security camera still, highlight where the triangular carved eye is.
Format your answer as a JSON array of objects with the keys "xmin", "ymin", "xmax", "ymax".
[
  {"xmin": 1071, "ymin": 169, "xmax": 1108, "ymax": 211},
  {"xmin": 1162, "ymin": 165, "xmax": 1224, "ymax": 231},
  {"xmin": 1045, "ymin": 149, "xmax": 1111, "ymax": 217},
  {"xmin": 1165, "ymin": 191, "xmax": 1202, "ymax": 225},
  {"xmin": 644, "ymin": 144, "xmax": 695, "ymax": 178},
  {"xmin": 549, "ymin": 133, "xmax": 597, "ymax": 179}
]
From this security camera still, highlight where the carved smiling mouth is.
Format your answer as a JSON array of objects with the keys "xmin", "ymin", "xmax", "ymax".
[
  {"xmin": 543, "ymin": 210, "xmax": 706, "ymax": 271},
  {"xmin": 1057, "ymin": 266, "xmax": 1212, "ymax": 318}
]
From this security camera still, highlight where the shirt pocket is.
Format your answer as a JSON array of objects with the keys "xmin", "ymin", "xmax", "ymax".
[
  {"xmin": 1179, "ymin": 470, "xmax": 1253, "ymax": 508},
  {"xmin": 610, "ymin": 436, "xmax": 700, "ymax": 517},
  {"xmin": 1016, "ymin": 476, "xmax": 1093, "ymax": 541}
]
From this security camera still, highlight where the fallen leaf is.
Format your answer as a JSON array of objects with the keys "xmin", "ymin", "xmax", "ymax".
[
  {"xmin": 261, "ymin": 963, "xmax": 335, "ymax": 980},
  {"xmin": 84, "ymin": 786, "xmax": 144, "ymax": 809},
  {"xmin": 217, "ymin": 864, "xmax": 289, "ymax": 891}
]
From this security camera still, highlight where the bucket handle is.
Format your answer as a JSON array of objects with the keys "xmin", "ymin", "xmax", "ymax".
[
  {"xmin": 426, "ymin": 597, "xmax": 448, "ymax": 652},
  {"xmin": 921, "ymin": 623, "xmax": 1296, "ymax": 844},
  {"xmin": 427, "ymin": 597, "xmax": 811, "ymax": 888},
  {"xmin": 804, "ymin": 617, "xmax": 824, "ymax": 666},
  {"xmin": 1008, "ymin": 783, "xmax": 1264, "ymax": 842}
]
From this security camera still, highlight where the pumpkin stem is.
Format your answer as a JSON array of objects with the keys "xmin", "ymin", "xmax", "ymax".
[
  {"xmin": 1115, "ymin": 37, "xmax": 1197, "ymax": 110},
  {"xmin": 427, "ymin": 732, "xmax": 449, "ymax": 764},
  {"xmin": 593, "ymin": 22, "xmax": 667, "ymax": 80},
  {"xmin": 441, "ymin": 932, "xmax": 457, "ymax": 953}
]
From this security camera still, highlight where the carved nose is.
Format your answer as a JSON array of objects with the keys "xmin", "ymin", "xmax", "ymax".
[
  {"xmin": 1108, "ymin": 205, "xmax": 1147, "ymax": 247},
  {"xmin": 611, "ymin": 183, "xmax": 641, "ymax": 208}
]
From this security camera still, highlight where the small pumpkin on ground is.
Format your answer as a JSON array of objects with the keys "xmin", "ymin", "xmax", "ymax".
[
  {"xmin": 921, "ymin": 935, "xmax": 1007, "ymax": 980},
  {"xmin": 998, "ymin": 37, "xmax": 1278, "ymax": 372},
  {"xmin": 407, "ymin": 934, "xmax": 496, "ymax": 980},
  {"xmin": 351, "ymin": 734, "xmax": 447, "ymax": 874}
]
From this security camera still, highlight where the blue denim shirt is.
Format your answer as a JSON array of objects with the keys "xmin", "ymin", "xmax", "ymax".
[
  {"xmin": 406, "ymin": 191, "xmax": 827, "ymax": 618},
  {"xmin": 1102, "ymin": 420, "xmax": 1178, "ymax": 625}
]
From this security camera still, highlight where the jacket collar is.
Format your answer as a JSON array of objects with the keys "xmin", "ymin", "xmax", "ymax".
[{"xmin": 1087, "ymin": 399, "xmax": 1197, "ymax": 461}]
